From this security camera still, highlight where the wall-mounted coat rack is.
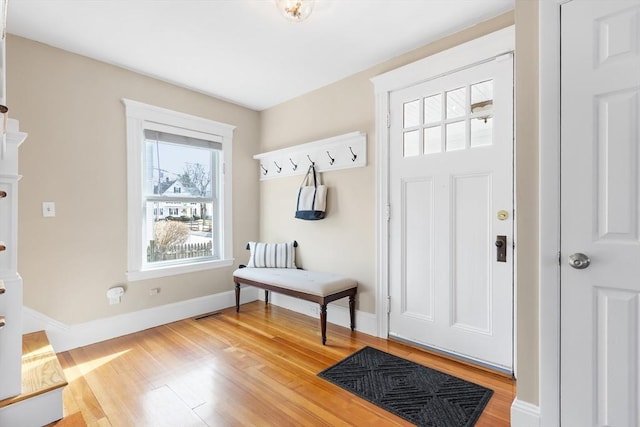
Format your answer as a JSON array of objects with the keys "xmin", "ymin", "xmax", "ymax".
[{"xmin": 253, "ymin": 131, "xmax": 366, "ymax": 180}]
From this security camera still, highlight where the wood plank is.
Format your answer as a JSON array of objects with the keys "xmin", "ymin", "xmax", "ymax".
[
  {"xmin": 48, "ymin": 302, "xmax": 514, "ymax": 426},
  {"xmin": 0, "ymin": 331, "xmax": 68, "ymax": 408}
]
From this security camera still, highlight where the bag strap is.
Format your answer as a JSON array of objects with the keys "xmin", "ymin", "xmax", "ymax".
[
  {"xmin": 299, "ymin": 165, "xmax": 312, "ymax": 187},
  {"xmin": 300, "ymin": 165, "xmax": 318, "ymax": 188},
  {"xmin": 311, "ymin": 165, "xmax": 321, "ymax": 186},
  {"xmin": 299, "ymin": 165, "xmax": 322, "ymax": 188}
]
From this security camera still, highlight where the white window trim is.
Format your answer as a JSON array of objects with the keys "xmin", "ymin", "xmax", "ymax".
[{"xmin": 122, "ymin": 99, "xmax": 235, "ymax": 281}]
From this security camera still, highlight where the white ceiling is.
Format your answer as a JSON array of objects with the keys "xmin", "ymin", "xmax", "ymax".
[{"xmin": 7, "ymin": 0, "xmax": 513, "ymax": 111}]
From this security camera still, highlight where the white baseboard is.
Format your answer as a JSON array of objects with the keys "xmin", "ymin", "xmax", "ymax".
[
  {"xmin": 23, "ymin": 288, "xmax": 259, "ymax": 353},
  {"xmin": 266, "ymin": 292, "xmax": 378, "ymax": 337},
  {"xmin": 511, "ymin": 398, "xmax": 541, "ymax": 427},
  {"xmin": 22, "ymin": 287, "xmax": 376, "ymax": 353}
]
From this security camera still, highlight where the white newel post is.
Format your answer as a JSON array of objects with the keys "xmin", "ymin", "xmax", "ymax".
[{"xmin": 0, "ymin": 13, "xmax": 28, "ymax": 400}]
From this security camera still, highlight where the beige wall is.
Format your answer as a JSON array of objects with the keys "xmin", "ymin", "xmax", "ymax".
[
  {"xmin": 514, "ymin": 0, "xmax": 540, "ymax": 406},
  {"xmin": 8, "ymin": 35, "xmax": 260, "ymax": 324},
  {"xmin": 260, "ymin": 7, "xmax": 540, "ymax": 406}
]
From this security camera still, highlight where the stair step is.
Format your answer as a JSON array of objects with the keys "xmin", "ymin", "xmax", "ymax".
[{"xmin": 0, "ymin": 331, "xmax": 68, "ymax": 409}]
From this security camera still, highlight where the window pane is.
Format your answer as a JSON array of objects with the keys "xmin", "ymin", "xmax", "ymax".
[
  {"xmin": 446, "ymin": 121, "xmax": 466, "ymax": 151},
  {"xmin": 145, "ymin": 138, "xmax": 214, "ymax": 198},
  {"xmin": 423, "ymin": 94, "xmax": 442, "ymax": 124},
  {"xmin": 446, "ymin": 87, "xmax": 466, "ymax": 119},
  {"xmin": 471, "ymin": 80, "xmax": 493, "ymax": 114},
  {"xmin": 424, "ymin": 126, "xmax": 442, "ymax": 154},
  {"xmin": 403, "ymin": 130, "xmax": 420, "ymax": 157},
  {"xmin": 471, "ymin": 117, "xmax": 493, "ymax": 147},
  {"xmin": 403, "ymin": 100, "xmax": 420, "ymax": 128},
  {"xmin": 146, "ymin": 201, "xmax": 215, "ymax": 263}
]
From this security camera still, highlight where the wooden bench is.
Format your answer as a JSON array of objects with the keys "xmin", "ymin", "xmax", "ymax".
[{"xmin": 233, "ymin": 267, "xmax": 357, "ymax": 345}]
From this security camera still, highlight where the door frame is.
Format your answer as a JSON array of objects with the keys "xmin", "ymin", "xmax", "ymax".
[
  {"xmin": 370, "ymin": 25, "xmax": 516, "ymax": 354},
  {"xmin": 538, "ymin": 1, "xmax": 568, "ymax": 426}
]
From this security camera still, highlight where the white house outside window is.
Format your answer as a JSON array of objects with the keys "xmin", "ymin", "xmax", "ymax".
[{"xmin": 123, "ymin": 99, "xmax": 235, "ymax": 281}]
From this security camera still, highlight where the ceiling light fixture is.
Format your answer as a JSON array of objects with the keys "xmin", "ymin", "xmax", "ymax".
[{"xmin": 275, "ymin": 0, "xmax": 314, "ymax": 22}]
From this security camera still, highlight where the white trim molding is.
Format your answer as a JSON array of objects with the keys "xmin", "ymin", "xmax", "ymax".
[
  {"xmin": 369, "ymin": 25, "xmax": 515, "ymax": 340},
  {"xmin": 22, "ymin": 289, "xmax": 377, "ymax": 353},
  {"xmin": 266, "ymin": 293, "xmax": 378, "ymax": 338},
  {"xmin": 23, "ymin": 288, "xmax": 259, "ymax": 353},
  {"xmin": 538, "ymin": 1, "xmax": 565, "ymax": 426},
  {"xmin": 121, "ymin": 99, "xmax": 236, "ymax": 281},
  {"xmin": 511, "ymin": 398, "xmax": 541, "ymax": 427}
]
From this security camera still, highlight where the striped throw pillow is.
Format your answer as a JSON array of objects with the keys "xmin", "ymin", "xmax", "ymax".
[{"xmin": 247, "ymin": 242, "xmax": 297, "ymax": 269}]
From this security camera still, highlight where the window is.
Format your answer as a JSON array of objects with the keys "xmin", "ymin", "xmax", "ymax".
[
  {"xmin": 401, "ymin": 79, "xmax": 494, "ymax": 157},
  {"xmin": 123, "ymin": 99, "xmax": 235, "ymax": 281}
]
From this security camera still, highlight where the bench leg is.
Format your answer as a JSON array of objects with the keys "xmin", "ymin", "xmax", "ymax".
[
  {"xmin": 320, "ymin": 304, "xmax": 327, "ymax": 345},
  {"xmin": 265, "ymin": 290, "xmax": 269, "ymax": 305},
  {"xmin": 349, "ymin": 294, "xmax": 356, "ymax": 331},
  {"xmin": 235, "ymin": 283, "xmax": 240, "ymax": 312}
]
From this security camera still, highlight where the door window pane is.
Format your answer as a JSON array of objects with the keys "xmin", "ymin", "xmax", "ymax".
[
  {"xmin": 424, "ymin": 126, "xmax": 442, "ymax": 154},
  {"xmin": 446, "ymin": 121, "xmax": 466, "ymax": 151},
  {"xmin": 471, "ymin": 80, "xmax": 494, "ymax": 127},
  {"xmin": 446, "ymin": 87, "xmax": 466, "ymax": 119},
  {"xmin": 471, "ymin": 80, "xmax": 493, "ymax": 108},
  {"xmin": 403, "ymin": 130, "xmax": 420, "ymax": 157},
  {"xmin": 471, "ymin": 117, "xmax": 493, "ymax": 147},
  {"xmin": 403, "ymin": 100, "xmax": 420, "ymax": 128},
  {"xmin": 423, "ymin": 94, "xmax": 442, "ymax": 124}
]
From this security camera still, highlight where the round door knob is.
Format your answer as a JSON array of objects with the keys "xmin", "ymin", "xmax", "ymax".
[
  {"xmin": 495, "ymin": 240, "xmax": 504, "ymax": 248},
  {"xmin": 568, "ymin": 253, "xmax": 590, "ymax": 269}
]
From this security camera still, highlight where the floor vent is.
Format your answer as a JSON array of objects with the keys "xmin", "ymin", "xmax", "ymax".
[{"xmin": 193, "ymin": 311, "xmax": 222, "ymax": 321}]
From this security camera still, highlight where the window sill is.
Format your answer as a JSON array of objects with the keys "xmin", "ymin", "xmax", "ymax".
[{"xmin": 127, "ymin": 258, "xmax": 234, "ymax": 282}]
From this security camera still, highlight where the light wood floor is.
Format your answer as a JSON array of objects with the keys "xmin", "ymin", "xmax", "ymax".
[{"xmin": 50, "ymin": 301, "xmax": 515, "ymax": 426}]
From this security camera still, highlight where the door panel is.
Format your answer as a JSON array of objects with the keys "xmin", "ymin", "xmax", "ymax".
[
  {"xmin": 388, "ymin": 57, "xmax": 513, "ymax": 371},
  {"xmin": 561, "ymin": 1, "xmax": 640, "ymax": 425},
  {"xmin": 452, "ymin": 173, "xmax": 491, "ymax": 333},
  {"xmin": 597, "ymin": 89, "xmax": 639, "ymax": 240},
  {"xmin": 403, "ymin": 178, "xmax": 435, "ymax": 320}
]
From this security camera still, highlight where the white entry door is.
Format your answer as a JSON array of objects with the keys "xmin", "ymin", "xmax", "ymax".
[
  {"xmin": 561, "ymin": 1, "xmax": 640, "ymax": 425},
  {"xmin": 388, "ymin": 56, "xmax": 514, "ymax": 371}
]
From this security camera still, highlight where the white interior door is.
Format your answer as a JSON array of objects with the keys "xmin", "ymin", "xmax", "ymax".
[
  {"xmin": 388, "ymin": 56, "xmax": 513, "ymax": 371},
  {"xmin": 561, "ymin": 1, "xmax": 640, "ymax": 425}
]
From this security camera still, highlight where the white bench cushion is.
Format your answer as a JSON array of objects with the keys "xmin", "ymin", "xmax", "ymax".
[{"xmin": 233, "ymin": 268, "xmax": 356, "ymax": 297}]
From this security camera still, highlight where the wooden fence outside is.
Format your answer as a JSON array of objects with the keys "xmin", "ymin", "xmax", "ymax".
[
  {"xmin": 188, "ymin": 219, "xmax": 212, "ymax": 232},
  {"xmin": 147, "ymin": 240, "xmax": 213, "ymax": 262}
]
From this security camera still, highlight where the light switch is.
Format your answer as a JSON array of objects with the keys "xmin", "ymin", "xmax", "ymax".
[{"xmin": 42, "ymin": 202, "xmax": 56, "ymax": 217}]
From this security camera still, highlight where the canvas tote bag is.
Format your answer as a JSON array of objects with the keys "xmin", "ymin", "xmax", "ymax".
[{"xmin": 295, "ymin": 165, "xmax": 327, "ymax": 220}]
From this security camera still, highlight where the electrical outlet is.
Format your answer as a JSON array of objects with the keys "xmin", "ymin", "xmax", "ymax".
[
  {"xmin": 149, "ymin": 288, "xmax": 160, "ymax": 296},
  {"xmin": 42, "ymin": 202, "xmax": 56, "ymax": 217},
  {"xmin": 309, "ymin": 305, "xmax": 320, "ymax": 317}
]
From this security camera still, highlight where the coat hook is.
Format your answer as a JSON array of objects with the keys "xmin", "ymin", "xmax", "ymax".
[
  {"xmin": 289, "ymin": 158, "xmax": 298, "ymax": 171},
  {"xmin": 326, "ymin": 150, "xmax": 335, "ymax": 165},
  {"xmin": 260, "ymin": 164, "xmax": 268, "ymax": 175},
  {"xmin": 274, "ymin": 161, "xmax": 282, "ymax": 173},
  {"xmin": 307, "ymin": 154, "xmax": 315, "ymax": 166},
  {"xmin": 349, "ymin": 146, "xmax": 357, "ymax": 162}
]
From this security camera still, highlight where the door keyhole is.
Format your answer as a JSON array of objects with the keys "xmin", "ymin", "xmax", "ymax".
[{"xmin": 495, "ymin": 235, "xmax": 507, "ymax": 262}]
